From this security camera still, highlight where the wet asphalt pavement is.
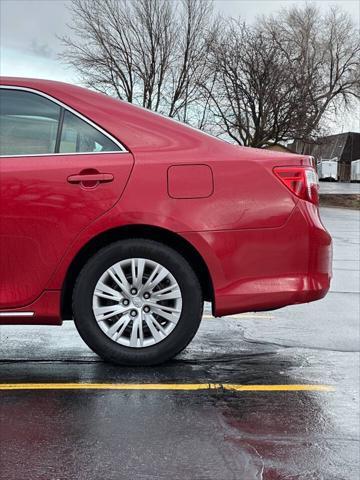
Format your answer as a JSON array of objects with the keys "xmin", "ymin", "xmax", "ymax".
[{"xmin": 0, "ymin": 207, "xmax": 359, "ymax": 480}]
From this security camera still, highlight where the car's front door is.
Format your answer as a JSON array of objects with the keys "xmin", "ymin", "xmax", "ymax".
[{"xmin": 0, "ymin": 87, "xmax": 134, "ymax": 309}]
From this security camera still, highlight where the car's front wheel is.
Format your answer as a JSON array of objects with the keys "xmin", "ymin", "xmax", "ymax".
[{"xmin": 72, "ymin": 239, "xmax": 203, "ymax": 365}]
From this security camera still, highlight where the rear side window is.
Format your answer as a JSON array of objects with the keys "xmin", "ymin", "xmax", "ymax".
[
  {"xmin": 0, "ymin": 88, "xmax": 122, "ymax": 156},
  {"xmin": 0, "ymin": 89, "xmax": 60, "ymax": 156},
  {"xmin": 59, "ymin": 110, "xmax": 120, "ymax": 153}
]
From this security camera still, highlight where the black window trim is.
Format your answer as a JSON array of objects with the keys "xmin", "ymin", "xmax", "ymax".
[
  {"xmin": 0, "ymin": 85, "xmax": 128, "ymax": 157},
  {"xmin": 54, "ymin": 107, "xmax": 65, "ymax": 154}
]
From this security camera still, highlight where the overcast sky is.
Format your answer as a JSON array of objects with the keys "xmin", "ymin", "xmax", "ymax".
[{"xmin": 1, "ymin": 0, "xmax": 359, "ymax": 133}]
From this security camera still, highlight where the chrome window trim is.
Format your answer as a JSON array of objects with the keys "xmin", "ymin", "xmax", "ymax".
[
  {"xmin": 0, "ymin": 85, "xmax": 129, "ymax": 156},
  {"xmin": 0, "ymin": 151, "xmax": 126, "ymax": 159},
  {"xmin": 0, "ymin": 312, "xmax": 34, "ymax": 317}
]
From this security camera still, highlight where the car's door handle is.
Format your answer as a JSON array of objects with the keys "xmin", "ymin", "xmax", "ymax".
[{"xmin": 67, "ymin": 173, "xmax": 114, "ymax": 184}]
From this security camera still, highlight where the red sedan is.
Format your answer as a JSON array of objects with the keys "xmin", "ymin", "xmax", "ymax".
[{"xmin": 0, "ymin": 78, "xmax": 332, "ymax": 365}]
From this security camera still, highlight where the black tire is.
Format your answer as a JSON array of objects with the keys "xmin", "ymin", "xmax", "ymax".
[{"xmin": 72, "ymin": 239, "xmax": 203, "ymax": 366}]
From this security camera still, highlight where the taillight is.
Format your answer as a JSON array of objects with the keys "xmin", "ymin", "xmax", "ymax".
[{"xmin": 273, "ymin": 166, "xmax": 319, "ymax": 204}]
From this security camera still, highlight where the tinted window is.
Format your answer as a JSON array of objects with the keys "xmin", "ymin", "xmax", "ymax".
[
  {"xmin": 59, "ymin": 110, "xmax": 120, "ymax": 153},
  {"xmin": 0, "ymin": 89, "xmax": 60, "ymax": 156}
]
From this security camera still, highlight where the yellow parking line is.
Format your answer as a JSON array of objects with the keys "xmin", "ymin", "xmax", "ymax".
[
  {"xmin": 0, "ymin": 383, "xmax": 335, "ymax": 392},
  {"xmin": 225, "ymin": 384, "xmax": 335, "ymax": 392}
]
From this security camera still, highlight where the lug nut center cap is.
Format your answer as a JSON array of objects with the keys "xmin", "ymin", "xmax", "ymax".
[{"xmin": 132, "ymin": 297, "xmax": 142, "ymax": 308}]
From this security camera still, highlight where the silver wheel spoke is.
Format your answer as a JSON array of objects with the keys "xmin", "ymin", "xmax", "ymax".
[
  {"xmin": 149, "ymin": 314, "xmax": 168, "ymax": 336},
  {"xmin": 139, "ymin": 312, "xmax": 145, "ymax": 347},
  {"xmin": 151, "ymin": 306, "xmax": 178, "ymax": 323},
  {"xmin": 94, "ymin": 305, "xmax": 124, "ymax": 315},
  {"xmin": 141, "ymin": 264, "xmax": 160, "ymax": 292},
  {"xmin": 152, "ymin": 285, "xmax": 181, "ymax": 301},
  {"xmin": 146, "ymin": 303, "xmax": 181, "ymax": 314},
  {"xmin": 94, "ymin": 291, "xmax": 119, "ymax": 301},
  {"xmin": 147, "ymin": 266, "xmax": 169, "ymax": 291},
  {"xmin": 94, "ymin": 282, "xmax": 121, "ymax": 301},
  {"xmin": 110, "ymin": 264, "xmax": 131, "ymax": 297},
  {"xmin": 113, "ymin": 315, "xmax": 131, "ymax": 341},
  {"xmin": 144, "ymin": 314, "xmax": 163, "ymax": 342},
  {"xmin": 130, "ymin": 317, "xmax": 140, "ymax": 347},
  {"xmin": 131, "ymin": 258, "xmax": 145, "ymax": 289},
  {"xmin": 94, "ymin": 305, "xmax": 129, "ymax": 321},
  {"xmin": 107, "ymin": 315, "xmax": 129, "ymax": 337}
]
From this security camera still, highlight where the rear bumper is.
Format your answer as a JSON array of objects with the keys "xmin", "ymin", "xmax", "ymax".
[
  {"xmin": 214, "ymin": 271, "xmax": 331, "ymax": 317},
  {"xmin": 182, "ymin": 201, "xmax": 332, "ymax": 317}
]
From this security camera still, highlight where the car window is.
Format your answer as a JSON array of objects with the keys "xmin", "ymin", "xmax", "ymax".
[
  {"xmin": 0, "ymin": 89, "xmax": 60, "ymax": 156},
  {"xmin": 59, "ymin": 110, "xmax": 120, "ymax": 153}
]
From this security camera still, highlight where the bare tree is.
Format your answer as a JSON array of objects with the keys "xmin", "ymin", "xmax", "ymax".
[
  {"xmin": 265, "ymin": 5, "xmax": 360, "ymax": 136},
  {"xmin": 61, "ymin": 2, "xmax": 359, "ymax": 145},
  {"xmin": 61, "ymin": 0, "xmax": 215, "ymax": 123},
  {"xmin": 203, "ymin": 5, "xmax": 360, "ymax": 147},
  {"xmin": 202, "ymin": 21, "xmax": 314, "ymax": 146}
]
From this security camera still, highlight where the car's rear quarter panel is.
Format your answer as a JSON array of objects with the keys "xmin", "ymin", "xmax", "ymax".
[{"xmin": 47, "ymin": 150, "xmax": 303, "ymax": 317}]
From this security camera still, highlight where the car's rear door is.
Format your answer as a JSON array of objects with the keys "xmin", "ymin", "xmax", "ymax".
[{"xmin": 0, "ymin": 87, "xmax": 134, "ymax": 308}]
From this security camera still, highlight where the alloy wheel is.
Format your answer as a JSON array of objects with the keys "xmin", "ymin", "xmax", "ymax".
[{"xmin": 92, "ymin": 258, "xmax": 183, "ymax": 348}]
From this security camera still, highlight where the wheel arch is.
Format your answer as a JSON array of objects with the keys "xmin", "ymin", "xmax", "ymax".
[{"xmin": 61, "ymin": 224, "xmax": 214, "ymax": 320}]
